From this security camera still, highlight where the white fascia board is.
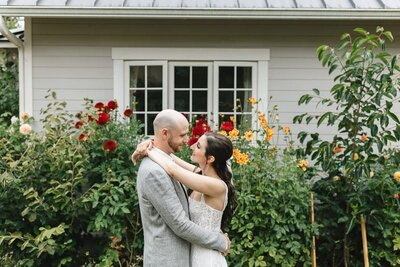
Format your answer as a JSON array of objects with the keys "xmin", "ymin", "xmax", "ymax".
[
  {"xmin": 0, "ymin": 42, "xmax": 17, "ymax": 48},
  {"xmin": 0, "ymin": 7, "xmax": 400, "ymax": 20}
]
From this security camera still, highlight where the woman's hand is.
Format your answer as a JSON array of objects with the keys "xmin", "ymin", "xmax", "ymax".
[{"xmin": 131, "ymin": 139, "xmax": 153, "ymax": 165}]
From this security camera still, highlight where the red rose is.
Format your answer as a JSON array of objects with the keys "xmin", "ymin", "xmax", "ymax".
[
  {"xmin": 192, "ymin": 124, "xmax": 205, "ymax": 137},
  {"xmin": 188, "ymin": 137, "xmax": 198, "ymax": 147},
  {"xmin": 96, "ymin": 112, "xmax": 110, "ymax": 125},
  {"xmin": 107, "ymin": 100, "xmax": 118, "ymax": 110},
  {"xmin": 75, "ymin": 121, "xmax": 84, "ymax": 129},
  {"xmin": 124, "ymin": 108, "xmax": 133, "ymax": 117},
  {"xmin": 94, "ymin": 102, "xmax": 104, "ymax": 110},
  {"xmin": 196, "ymin": 118, "xmax": 207, "ymax": 126},
  {"xmin": 76, "ymin": 112, "xmax": 82, "ymax": 119},
  {"xmin": 221, "ymin": 121, "xmax": 234, "ymax": 132},
  {"xmin": 79, "ymin": 133, "xmax": 88, "ymax": 141},
  {"xmin": 203, "ymin": 124, "xmax": 211, "ymax": 133},
  {"xmin": 88, "ymin": 115, "xmax": 94, "ymax": 122},
  {"xmin": 103, "ymin": 139, "xmax": 117, "ymax": 151}
]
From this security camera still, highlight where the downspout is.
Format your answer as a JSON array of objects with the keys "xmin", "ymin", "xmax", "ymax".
[{"xmin": 0, "ymin": 15, "xmax": 25, "ymax": 116}]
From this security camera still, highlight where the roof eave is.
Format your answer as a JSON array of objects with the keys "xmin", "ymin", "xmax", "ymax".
[{"xmin": 0, "ymin": 7, "xmax": 399, "ymax": 20}]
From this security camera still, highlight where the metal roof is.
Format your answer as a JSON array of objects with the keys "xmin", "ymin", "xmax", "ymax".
[
  {"xmin": 0, "ymin": 0, "xmax": 399, "ymax": 9},
  {"xmin": 0, "ymin": 0, "xmax": 400, "ymax": 19}
]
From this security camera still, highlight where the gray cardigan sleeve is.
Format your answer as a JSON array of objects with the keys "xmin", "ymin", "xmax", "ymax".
[{"xmin": 141, "ymin": 167, "xmax": 227, "ymax": 252}]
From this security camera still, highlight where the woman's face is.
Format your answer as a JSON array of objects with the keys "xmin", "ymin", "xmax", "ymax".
[{"xmin": 190, "ymin": 135, "xmax": 208, "ymax": 166}]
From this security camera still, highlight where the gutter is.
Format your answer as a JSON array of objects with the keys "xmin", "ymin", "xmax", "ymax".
[
  {"xmin": 0, "ymin": 15, "xmax": 25, "ymax": 116},
  {"xmin": 0, "ymin": 7, "xmax": 400, "ymax": 20}
]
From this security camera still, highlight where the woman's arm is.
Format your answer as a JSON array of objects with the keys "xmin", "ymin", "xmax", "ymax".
[
  {"xmin": 148, "ymin": 149, "xmax": 225, "ymax": 197},
  {"xmin": 170, "ymin": 154, "xmax": 200, "ymax": 173}
]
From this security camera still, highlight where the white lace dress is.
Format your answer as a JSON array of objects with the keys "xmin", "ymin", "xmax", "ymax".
[{"xmin": 189, "ymin": 184, "xmax": 228, "ymax": 267}]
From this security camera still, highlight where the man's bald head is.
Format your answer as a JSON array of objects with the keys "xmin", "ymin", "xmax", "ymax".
[{"xmin": 153, "ymin": 109, "xmax": 188, "ymax": 134}]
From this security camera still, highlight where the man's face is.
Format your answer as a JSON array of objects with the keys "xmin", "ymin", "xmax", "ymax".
[{"xmin": 167, "ymin": 121, "xmax": 189, "ymax": 153}]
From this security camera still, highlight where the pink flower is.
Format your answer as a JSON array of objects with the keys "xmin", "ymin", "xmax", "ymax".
[
  {"xmin": 394, "ymin": 193, "xmax": 399, "ymax": 200},
  {"xmin": 19, "ymin": 124, "xmax": 32, "ymax": 135}
]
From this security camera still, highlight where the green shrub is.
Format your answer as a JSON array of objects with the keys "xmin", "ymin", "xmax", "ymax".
[
  {"xmin": 0, "ymin": 92, "xmax": 144, "ymax": 266},
  {"xmin": 294, "ymin": 27, "xmax": 400, "ymax": 266}
]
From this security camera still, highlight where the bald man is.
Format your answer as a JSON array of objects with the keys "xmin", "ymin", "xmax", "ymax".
[{"xmin": 135, "ymin": 109, "xmax": 229, "ymax": 267}]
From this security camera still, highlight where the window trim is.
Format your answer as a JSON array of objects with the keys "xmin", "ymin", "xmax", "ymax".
[{"xmin": 112, "ymin": 47, "xmax": 270, "ymax": 128}]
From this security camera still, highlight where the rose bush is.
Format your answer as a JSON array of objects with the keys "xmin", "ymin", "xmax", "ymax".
[{"xmin": 0, "ymin": 92, "xmax": 144, "ymax": 266}]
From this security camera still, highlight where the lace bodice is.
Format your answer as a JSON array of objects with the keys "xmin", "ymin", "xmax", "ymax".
[{"xmin": 189, "ymin": 183, "xmax": 228, "ymax": 267}]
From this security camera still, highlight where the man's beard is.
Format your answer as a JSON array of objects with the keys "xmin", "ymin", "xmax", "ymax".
[{"xmin": 167, "ymin": 136, "xmax": 181, "ymax": 153}]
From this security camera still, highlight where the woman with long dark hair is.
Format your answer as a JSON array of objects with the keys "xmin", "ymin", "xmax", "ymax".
[{"xmin": 133, "ymin": 132, "xmax": 237, "ymax": 266}]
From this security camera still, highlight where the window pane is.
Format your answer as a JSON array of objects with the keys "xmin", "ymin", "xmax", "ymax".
[
  {"xmin": 236, "ymin": 114, "xmax": 252, "ymax": 130},
  {"xmin": 192, "ymin": 67, "xmax": 208, "ymax": 88},
  {"xmin": 192, "ymin": 90, "xmax": 207, "ymax": 112},
  {"xmin": 219, "ymin": 91, "xmax": 234, "ymax": 112},
  {"xmin": 148, "ymin": 90, "xmax": 162, "ymax": 111},
  {"xmin": 219, "ymin": 66, "xmax": 234, "ymax": 88},
  {"xmin": 175, "ymin": 90, "xmax": 190, "ymax": 111},
  {"xmin": 130, "ymin": 66, "xmax": 145, "ymax": 88},
  {"xmin": 130, "ymin": 90, "xmax": 144, "ymax": 111},
  {"xmin": 237, "ymin": 67, "xmax": 252, "ymax": 88},
  {"xmin": 135, "ymin": 113, "xmax": 145, "ymax": 135},
  {"xmin": 175, "ymin": 66, "xmax": 190, "ymax": 88},
  {"xmin": 237, "ymin": 90, "xmax": 252, "ymax": 112},
  {"xmin": 147, "ymin": 114, "xmax": 157, "ymax": 136},
  {"xmin": 148, "ymin": 66, "xmax": 162, "ymax": 88}
]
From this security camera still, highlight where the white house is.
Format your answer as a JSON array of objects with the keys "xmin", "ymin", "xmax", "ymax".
[{"xmin": 0, "ymin": 0, "xmax": 400, "ymax": 138}]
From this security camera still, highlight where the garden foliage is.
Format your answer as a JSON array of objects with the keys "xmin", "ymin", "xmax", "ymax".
[
  {"xmin": 294, "ymin": 27, "xmax": 400, "ymax": 266},
  {"xmin": 0, "ymin": 93, "xmax": 315, "ymax": 266}
]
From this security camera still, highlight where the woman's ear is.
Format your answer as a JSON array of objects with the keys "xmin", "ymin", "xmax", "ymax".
[{"xmin": 207, "ymin": 156, "xmax": 215, "ymax": 164}]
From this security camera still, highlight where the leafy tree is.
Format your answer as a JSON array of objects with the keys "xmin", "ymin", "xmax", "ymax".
[{"xmin": 294, "ymin": 27, "xmax": 400, "ymax": 266}]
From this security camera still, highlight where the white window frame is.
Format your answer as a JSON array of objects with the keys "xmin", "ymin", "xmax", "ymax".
[
  {"xmin": 168, "ymin": 61, "xmax": 213, "ymax": 124},
  {"xmin": 213, "ymin": 61, "xmax": 258, "ymax": 130},
  {"xmin": 112, "ymin": 48, "xmax": 270, "ymax": 132}
]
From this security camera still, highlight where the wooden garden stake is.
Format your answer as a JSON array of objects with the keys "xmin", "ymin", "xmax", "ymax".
[
  {"xmin": 360, "ymin": 215, "xmax": 369, "ymax": 267},
  {"xmin": 311, "ymin": 192, "xmax": 317, "ymax": 267}
]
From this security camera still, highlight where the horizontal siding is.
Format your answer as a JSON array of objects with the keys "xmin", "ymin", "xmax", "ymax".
[{"xmin": 31, "ymin": 18, "xmax": 400, "ymax": 142}]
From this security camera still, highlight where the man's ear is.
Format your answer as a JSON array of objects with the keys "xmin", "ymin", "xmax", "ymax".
[{"xmin": 161, "ymin": 128, "xmax": 169, "ymax": 139}]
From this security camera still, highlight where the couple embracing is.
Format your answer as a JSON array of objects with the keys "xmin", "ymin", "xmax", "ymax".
[{"xmin": 132, "ymin": 109, "xmax": 237, "ymax": 267}]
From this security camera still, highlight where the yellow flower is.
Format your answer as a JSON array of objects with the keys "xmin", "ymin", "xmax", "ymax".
[
  {"xmin": 249, "ymin": 96, "xmax": 256, "ymax": 106},
  {"xmin": 333, "ymin": 175, "xmax": 340, "ymax": 182},
  {"xmin": 244, "ymin": 131, "xmax": 253, "ymax": 141},
  {"xmin": 394, "ymin": 171, "xmax": 400, "ymax": 183},
  {"xmin": 230, "ymin": 116, "xmax": 235, "ymax": 123},
  {"xmin": 261, "ymin": 119, "xmax": 268, "ymax": 129},
  {"xmin": 229, "ymin": 129, "xmax": 239, "ymax": 140},
  {"xmin": 218, "ymin": 130, "xmax": 227, "ymax": 137},
  {"xmin": 258, "ymin": 113, "xmax": 265, "ymax": 121},
  {"xmin": 232, "ymin": 148, "xmax": 249, "ymax": 165},
  {"xmin": 265, "ymin": 127, "xmax": 274, "ymax": 142},
  {"xmin": 353, "ymin": 153, "xmax": 359, "ymax": 161},
  {"xmin": 233, "ymin": 148, "xmax": 240, "ymax": 157},
  {"xmin": 298, "ymin": 159, "xmax": 309, "ymax": 171},
  {"xmin": 283, "ymin": 126, "xmax": 290, "ymax": 135}
]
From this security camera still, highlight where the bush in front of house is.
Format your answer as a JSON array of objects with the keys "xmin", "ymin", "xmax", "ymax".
[
  {"xmin": 0, "ymin": 92, "xmax": 144, "ymax": 266},
  {"xmin": 1, "ymin": 93, "xmax": 316, "ymax": 266},
  {"xmin": 294, "ymin": 26, "xmax": 400, "ymax": 266},
  {"xmin": 182, "ymin": 101, "xmax": 317, "ymax": 267}
]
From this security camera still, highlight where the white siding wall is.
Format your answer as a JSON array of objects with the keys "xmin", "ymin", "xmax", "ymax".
[{"xmin": 31, "ymin": 18, "xmax": 400, "ymax": 141}]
